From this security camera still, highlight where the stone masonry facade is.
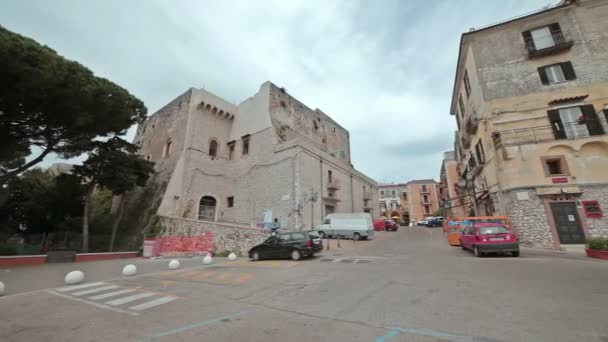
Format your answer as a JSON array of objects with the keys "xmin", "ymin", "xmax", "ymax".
[
  {"xmin": 158, "ymin": 216, "xmax": 269, "ymax": 256},
  {"xmin": 505, "ymin": 190, "xmax": 556, "ymax": 249}
]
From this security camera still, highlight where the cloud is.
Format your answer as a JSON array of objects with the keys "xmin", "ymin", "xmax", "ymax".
[{"xmin": 1, "ymin": 0, "xmax": 551, "ymax": 182}]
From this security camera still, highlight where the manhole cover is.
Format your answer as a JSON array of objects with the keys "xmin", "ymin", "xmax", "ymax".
[{"xmin": 341, "ymin": 259, "xmax": 355, "ymax": 263}]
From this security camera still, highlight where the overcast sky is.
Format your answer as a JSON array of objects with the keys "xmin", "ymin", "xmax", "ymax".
[{"xmin": 1, "ymin": 0, "xmax": 551, "ymax": 183}]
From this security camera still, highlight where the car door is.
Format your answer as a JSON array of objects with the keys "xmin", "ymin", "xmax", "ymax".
[
  {"xmin": 461, "ymin": 226, "xmax": 473, "ymax": 249},
  {"xmin": 259, "ymin": 236, "xmax": 279, "ymax": 258},
  {"xmin": 276, "ymin": 233, "xmax": 293, "ymax": 258}
]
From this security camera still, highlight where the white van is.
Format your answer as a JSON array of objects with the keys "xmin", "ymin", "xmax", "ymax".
[{"xmin": 315, "ymin": 213, "xmax": 374, "ymax": 240}]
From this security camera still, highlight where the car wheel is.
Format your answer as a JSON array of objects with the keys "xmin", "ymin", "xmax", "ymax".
[
  {"xmin": 318, "ymin": 231, "xmax": 326, "ymax": 238},
  {"xmin": 512, "ymin": 251, "xmax": 520, "ymax": 257},
  {"xmin": 460, "ymin": 241, "xmax": 465, "ymax": 250},
  {"xmin": 353, "ymin": 233, "xmax": 361, "ymax": 241},
  {"xmin": 251, "ymin": 251, "xmax": 260, "ymax": 261},
  {"xmin": 473, "ymin": 246, "xmax": 483, "ymax": 257},
  {"xmin": 291, "ymin": 249, "xmax": 301, "ymax": 261}
]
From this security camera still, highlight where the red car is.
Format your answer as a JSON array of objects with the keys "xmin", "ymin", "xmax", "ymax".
[
  {"xmin": 373, "ymin": 219, "xmax": 386, "ymax": 231},
  {"xmin": 460, "ymin": 222, "xmax": 519, "ymax": 257},
  {"xmin": 385, "ymin": 220, "xmax": 399, "ymax": 231}
]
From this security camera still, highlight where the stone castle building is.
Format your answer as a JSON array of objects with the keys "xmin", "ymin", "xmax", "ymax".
[
  {"xmin": 450, "ymin": 0, "xmax": 608, "ymax": 248},
  {"xmin": 134, "ymin": 81, "xmax": 378, "ymax": 234}
]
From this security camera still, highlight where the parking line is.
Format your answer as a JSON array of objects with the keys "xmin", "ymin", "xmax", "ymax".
[
  {"xmin": 89, "ymin": 289, "xmax": 137, "ymax": 300},
  {"xmin": 57, "ymin": 282, "xmax": 106, "ymax": 292},
  {"xmin": 129, "ymin": 296, "xmax": 177, "ymax": 311},
  {"xmin": 139, "ymin": 310, "xmax": 247, "ymax": 341},
  {"xmin": 47, "ymin": 290, "xmax": 138, "ymax": 316},
  {"xmin": 105, "ymin": 292, "xmax": 156, "ymax": 306},
  {"xmin": 72, "ymin": 285, "xmax": 118, "ymax": 296}
]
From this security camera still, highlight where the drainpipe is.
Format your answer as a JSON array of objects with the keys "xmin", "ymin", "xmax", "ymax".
[
  {"xmin": 350, "ymin": 175, "xmax": 354, "ymax": 212},
  {"xmin": 319, "ymin": 158, "xmax": 323, "ymax": 226}
]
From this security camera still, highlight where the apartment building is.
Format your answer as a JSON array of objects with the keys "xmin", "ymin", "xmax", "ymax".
[
  {"xmin": 378, "ymin": 183, "xmax": 409, "ymax": 223},
  {"xmin": 450, "ymin": 0, "xmax": 608, "ymax": 248}
]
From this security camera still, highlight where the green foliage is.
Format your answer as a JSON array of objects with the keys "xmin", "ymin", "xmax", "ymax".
[
  {"xmin": 0, "ymin": 168, "xmax": 84, "ymax": 235},
  {"xmin": 587, "ymin": 237, "xmax": 608, "ymax": 251},
  {"xmin": 73, "ymin": 137, "xmax": 154, "ymax": 195},
  {"xmin": 0, "ymin": 243, "xmax": 18, "ymax": 255},
  {"xmin": 0, "ymin": 25, "xmax": 147, "ymax": 182}
]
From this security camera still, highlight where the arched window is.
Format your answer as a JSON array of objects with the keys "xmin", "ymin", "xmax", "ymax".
[
  {"xmin": 209, "ymin": 140, "xmax": 218, "ymax": 158},
  {"xmin": 198, "ymin": 196, "xmax": 217, "ymax": 221}
]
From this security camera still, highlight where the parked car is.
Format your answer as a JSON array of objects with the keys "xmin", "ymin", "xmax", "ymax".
[
  {"xmin": 460, "ymin": 223, "xmax": 519, "ymax": 257},
  {"xmin": 385, "ymin": 219, "xmax": 399, "ymax": 231},
  {"xmin": 426, "ymin": 217, "xmax": 444, "ymax": 227},
  {"xmin": 417, "ymin": 219, "xmax": 429, "ymax": 226},
  {"xmin": 316, "ymin": 213, "xmax": 374, "ymax": 240},
  {"xmin": 249, "ymin": 231, "xmax": 322, "ymax": 261},
  {"xmin": 373, "ymin": 218, "xmax": 386, "ymax": 231}
]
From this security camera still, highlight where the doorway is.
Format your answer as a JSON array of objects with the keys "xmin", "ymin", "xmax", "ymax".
[
  {"xmin": 549, "ymin": 202, "xmax": 585, "ymax": 244},
  {"xmin": 198, "ymin": 196, "xmax": 217, "ymax": 221}
]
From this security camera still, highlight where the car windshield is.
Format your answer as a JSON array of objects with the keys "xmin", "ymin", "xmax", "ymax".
[{"xmin": 478, "ymin": 226, "xmax": 509, "ymax": 235}]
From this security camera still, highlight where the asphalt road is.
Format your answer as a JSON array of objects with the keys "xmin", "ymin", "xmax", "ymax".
[{"xmin": 1, "ymin": 227, "xmax": 607, "ymax": 342}]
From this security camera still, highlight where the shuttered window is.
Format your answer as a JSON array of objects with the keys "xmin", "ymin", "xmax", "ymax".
[{"xmin": 538, "ymin": 62, "xmax": 576, "ymax": 85}]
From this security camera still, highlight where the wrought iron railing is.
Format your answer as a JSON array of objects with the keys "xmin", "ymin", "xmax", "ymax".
[
  {"xmin": 495, "ymin": 118, "xmax": 607, "ymax": 146},
  {"xmin": 524, "ymin": 31, "xmax": 572, "ymax": 55}
]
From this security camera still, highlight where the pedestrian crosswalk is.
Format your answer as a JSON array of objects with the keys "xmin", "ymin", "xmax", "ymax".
[{"xmin": 50, "ymin": 282, "xmax": 178, "ymax": 314}]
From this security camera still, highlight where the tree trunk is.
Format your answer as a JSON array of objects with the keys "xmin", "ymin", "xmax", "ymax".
[
  {"xmin": 109, "ymin": 195, "xmax": 125, "ymax": 252},
  {"xmin": 0, "ymin": 146, "xmax": 54, "ymax": 184},
  {"xmin": 82, "ymin": 182, "xmax": 95, "ymax": 253}
]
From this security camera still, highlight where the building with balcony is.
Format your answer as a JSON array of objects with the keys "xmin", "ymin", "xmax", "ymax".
[
  {"xmin": 378, "ymin": 180, "xmax": 440, "ymax": 224},
  {"xmin": 135, "ymin": 81, "xmax": 378, "ymax": 231},
  {"xmin": 449, "ymin": 0, "xmax": 608, "ymax": 249},
  {"xmin": 378, "ymin": 183, "xmax": 409, "ymax": 224},
  {"xmin": 439, "ymin": 151, "xmax": 467, "ymax": 218}
]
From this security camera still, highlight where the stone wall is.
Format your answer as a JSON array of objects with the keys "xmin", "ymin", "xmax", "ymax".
[
  {"xmin": 505, "ymin": 189, "xmax": 556, "ymax": 248},
  {"xmin": 158, "ymin": 216, "xmax": 269, "ymax": 256},
  {"xmin": 580, "ymin": 185, "xmax": 608, "ymax": 238}
]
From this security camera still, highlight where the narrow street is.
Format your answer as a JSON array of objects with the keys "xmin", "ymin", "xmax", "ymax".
[{"xmin": 1, "ymin": 228, "xmax": 607, "ymax": 342}]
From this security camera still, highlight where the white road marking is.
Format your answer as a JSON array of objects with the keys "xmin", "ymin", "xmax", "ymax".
[
  {"xmin": 105, "ymin": 292, "xmax": 156, "ymax": 306},
  {"xmin": 57, "ymin": 282, "xmax": 106, "ymax": 292},
  {"xmin": 47, "ymin": 290, "xmax": 138, "ymax": 316},
  {"xmin": 89, "ymin": 289, "xmax": 136, "ymax": 300},
  {"xmin": 72, "ymin": 285, "xmax": 119, "ymax": 296},
  {"xmin": 129, "ymin": 296, "xmax": 177, "ymax": 311}
]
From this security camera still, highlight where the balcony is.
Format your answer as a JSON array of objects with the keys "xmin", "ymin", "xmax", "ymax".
[
  {"xmin": 323, "ymin": 194, "xmax": 341, "ymax": 202},
  {"xmin": 327, "ymin": 179, "xmax": 340, "ymax": 190},
  {"xmin": 524, "ymin": 31, "xmax": 573, "ymax": 59},
  {"xmin": 494, "ymin": 118, "xmax": 607, "ymax": 147},
  {"xmin": 461, "ymin": 134, "xmax": 471, "ymax": 149},
  {"xmin": 465, "ymin": 115, "xmax": 479, "ymax": 134}
]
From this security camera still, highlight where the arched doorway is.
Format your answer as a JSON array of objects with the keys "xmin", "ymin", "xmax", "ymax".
[{"xmin": 198, "ymin": 196, "xmax": 217, "ymax": 221}]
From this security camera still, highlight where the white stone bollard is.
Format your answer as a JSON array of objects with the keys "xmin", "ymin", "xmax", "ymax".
[
  {"xmin": 228, "ymin": 253, "xmax": 237, "ymax": 261},
  {"xmin": 203, "ymin": 255, "xmax": 213, "ymax": 265},
  {"xmin": 168, "ymin": 259, "xmax": 180, "ymax": 270},
  {"xmin": 0, "ymin": 281, "xmax": 5, "ymax": 296},
  {"xmin": 64, "ymin": 270, "xmax": 85, "ymax": 285},
  {"xmin": 122, "ymin": 264, "xmax": 137, "ymax": 276}
]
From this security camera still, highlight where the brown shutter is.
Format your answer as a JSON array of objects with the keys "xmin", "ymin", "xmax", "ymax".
[
  {"xmin": 561, "ymin": 62, "xmax": 576, "ymax": 80},
  {"xmin": 522, "ymin": 30, "xmax": 534, "ymax": 50},
  {"xmin": 549, "ymin": 23, "xmax": 562, "ymax": 34},
  {"xmin": 538, "ymin": 67, "xmax": 549, "ymax": 85},
  {"xmin": 548, "ymin": 110, "xmax": 566, "ymax": 139},
  {"xmin": 581, "ymin": 104, "xmax": 604, "ymax": 136}
]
